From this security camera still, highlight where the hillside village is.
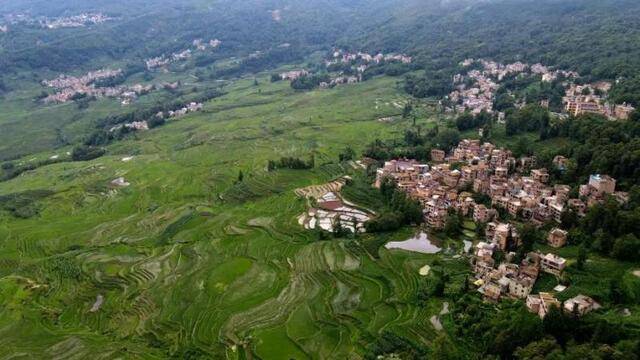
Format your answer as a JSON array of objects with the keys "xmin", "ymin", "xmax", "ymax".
[
  {"xmin": 41, "ymin": 13, "xmax": 113, "ymax": 29},
  {"xmin": 145, "ymin": 39, "xmax": 222, "ymax": 70},
  {"xmin": 1, "ymin": 12, "xmax": 113, "ymax": 30},
  {"xmin": 450, "ymin": 59, "xmax": 635, "ymax": 120},
  {"xmin": 108, "ymin": 102, "xmax": 204, "ymax": 133},
  {"xmin": 277, "ymin": 49, "xmax": 413, "ymax": 89},
  {"xmin": 374, "ymin": 139, "xmax": 626, "ymax": 316},
  {"xmin": 375, "ymin": 139, "xmax": 627, "ymax": 231},
  {"xmin": 41, "ymin": 69, "xmax": 155, "ymax": 105}
]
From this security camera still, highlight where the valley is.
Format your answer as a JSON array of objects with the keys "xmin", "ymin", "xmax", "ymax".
[{"xmin": 1, "ymin": 1, "xmax": 640, "ymax": 359}]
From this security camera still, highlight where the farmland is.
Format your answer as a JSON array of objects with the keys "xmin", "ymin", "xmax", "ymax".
[{"xmin": 0, "ymin": 74, "xmax": 467, "ymax": 358}]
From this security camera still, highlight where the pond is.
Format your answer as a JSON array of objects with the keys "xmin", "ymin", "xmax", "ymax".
[{"xmin": 385, "ymin": 232, "xmax": 442, "ymax": 254}]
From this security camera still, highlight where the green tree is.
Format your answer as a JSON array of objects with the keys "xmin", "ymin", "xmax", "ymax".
[
  {"xmin": 339, "ymin": 146, "xmax": 356, "ymax": 162},
  {"xmin": 609, "ymin": 277, "xmax": 624, "ymax": 304},
  {"xmin": 435, "ymin": 128, "xmax": 461, "ymax": 151},
  {"xmin": 576, "ymin": 244, "xmax": 588, "ymax": 270},
  {"xmin": 515, "ymin": 337, "xmax": 561, "ymax": 360},
  {"xmin": 444, "ymin": 209, "xmax": 463, "ymax": 237},
  {"xmin": 428, "ymin": 273, "xmax": 446, "ymax": 297},
  {"xmin": 402, "ymin": 102, "xmax": 413, "ymax": 118},
  {"xmin": 611, "ymin": 234, "xmax": 640, "ymax": 261},
  {"xmin": 543, "ymin": 306, "xmax": 571, "ymax": 346}
]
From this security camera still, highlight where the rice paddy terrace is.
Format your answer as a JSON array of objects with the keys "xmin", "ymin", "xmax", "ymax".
[{"xmin": 0, "ymin": 75, "xmax": 468, "ymax": 358}]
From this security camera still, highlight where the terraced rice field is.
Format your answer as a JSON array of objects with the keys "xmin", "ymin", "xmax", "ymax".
[{"xmin": 0, "ymin": 74, "xmax": 454, "ymax": 358}]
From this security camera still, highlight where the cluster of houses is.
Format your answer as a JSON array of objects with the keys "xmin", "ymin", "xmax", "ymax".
[
  {"xmin": 2, "ymin": 13, "xmax": 112, "ymax": 29},
  {"xmin": 278, "ymin": 49, "xmax": 412, "ymax": 89},
  {"xmin": 109, "ymin": 102, "xmax": 203, "ymax": 133},
  {"xmin": 41, "ymin": 69, "xmax": 153, "ymax": 104},
  {"xmin": 472, "ymin": 241, "xmax": 566, "ymax": 303},
  {"xmin": 278, "ymin": 69, "xmax": 360, "ymax": 88},
  {"xmin": 326, "ymin": 49, "xmax": 412, "ymax": 67},
  {"xmin": 279, "ymin": 70, "xmax": 309, "ymax": 81},
  {"xmin": 109, "ymin": 121, "xmax": 149, "ymax": 133},
  {"xmin": 563, "ymin": 82, "xmax": 636, "ymax": 120},
  {"xmin": 193, "ymin": 38, "xmax": 221, "ymax": 51},
  {"xmin": 298, "ymin": 191, "xmax": 372, "ymax": 233},
  {"xmin": 42, "ymin": 69, "xmax": 122, "ymax": 89},
  {"xmin": 146, "ymin": 39, "xmax": 222, "ymax": 70},
  {"xmin": 450, "ymin": 59, "xmax": 635, "ymax": 120},
  {"xmin": 472, "ymin": 225, "xmax": 580, "ymax": 313},
  {"xmin": 320, "ymin": 76, "xmax": 359, "ymax": 88},
  {"xmin": 375, "ymin": 139, "xmax": 627, "ymax": 232},
  {"xmin": 41, "ymin": 13, "xmax": 113, "ymax": 29},
  {"xmin": 450, "ymin": 68, "xmax": 499, "ymax": 115},
  {"xmin": 324, "ymin": 49, "xmax": 412, "ymax": 83},
  {"xmin": 297, "ymin": 177, "xmax": 373, "ymax": 234},
  {"xmin": 161, "ymin": 102, "xmax": 204, "ymax": 118},
  {"xmin": 374, "ymin": 139, "xmax": 611, "ymax": 315},
  {"xmin": 450, "ymin": 59, "xmax": 548, "ymax": 115}
]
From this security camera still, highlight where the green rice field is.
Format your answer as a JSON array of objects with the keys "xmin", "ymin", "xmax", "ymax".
[{"xmin": 0, "ymin": 74, "xmax": 465, "ymax": 358}]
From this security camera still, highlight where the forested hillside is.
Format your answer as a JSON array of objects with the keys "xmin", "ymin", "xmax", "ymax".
[
  {"xmin": 358, "ymin": 0, "xmax": 640, "ymax": 78},
  {"xmin": 0, "ymin": 1, "xmax": 640, "ymax": 359},
  {"xmin": 4, "ymin": 0, "xmax": 640, "ymax": 78}
]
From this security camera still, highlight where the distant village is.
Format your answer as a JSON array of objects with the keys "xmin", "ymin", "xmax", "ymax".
[
  {"xmin": 39, "ymin": 37, "xmax": 224, "ymax": 104},
  {"xmin": 108, "ymin": 102, "xmax": 204, "ymax": 133},
  {"xmin": 375, "ymin": 139, "xmax": 625, "ymax": 316},
  {"xmin": 145, "ymin": 39, "xmax": 222, "ymax": 70},
  {"xmin": 278, "ymin": 49, "xmax": 412, "ymax": 88},
  {"xmin": 41, "ymin": 69, "xmax": 155, "ymax": 105},
  {"xmin": 450, "ymin": 59, "xmax": 635, "ymax": 120},
  {"xmin": 1, "ymin": 12, "xmax": 113, "ymax": 31}
]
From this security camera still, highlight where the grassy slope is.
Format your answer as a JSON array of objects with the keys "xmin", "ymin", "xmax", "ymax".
[
  {"xmin": 0, "ymin": 66, "xmax": 220, "ymax": 161},
  {"xmin": 0, "ymin": 75, "xmax": 458, "ymax": 358}
]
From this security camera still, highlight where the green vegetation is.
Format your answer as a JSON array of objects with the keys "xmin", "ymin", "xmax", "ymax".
[
  {"xmin": 1, "ymin": 0, "xmax": 640, "ymax": 358},
  {"xmin": 0, "ymin": 74, "xmax": 454, "ymax": 357}
]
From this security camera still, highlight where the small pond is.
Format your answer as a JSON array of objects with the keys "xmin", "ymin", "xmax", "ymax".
[{"xmin": 385, "ymin": 232, "xmax": 442, "ymax": 254}]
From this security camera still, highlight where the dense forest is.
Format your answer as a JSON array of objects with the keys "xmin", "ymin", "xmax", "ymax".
[{"xmin": 5, "ymin": 0, "xmax": 640, "ymax": 87}]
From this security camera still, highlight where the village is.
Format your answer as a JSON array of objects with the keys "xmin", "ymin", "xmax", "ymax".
[
  {"xmin": 108, "ymin": 101, "xmax": 204, "ymax": 133},
  {"xmin": 277, "ymin": 49, "xmax": 413, "ymax": 88},
  {"xmin": 145, "ymin": 38, "xmax": 222, "ymax": 70},
  {"xmin": 374, "ymin": 139, "xmax": 626, "ymax": 317},
  {"xmin": 41, "ymin": 13, "xmax": 113, "ymax": 29},
  {"xmin": 450, "ymin": 58, "xmax": 635, "ymax": 120},
  {"xmin": 1, "ymin": 12, "xmax": 113, "ymax": 30},
  {"xmin": 41, "ymin": 68, "xmax": 155, "ymax": 105},
  {"xmin": 326, "ymin": 49, "xmax": 413, "ymax": 67}
]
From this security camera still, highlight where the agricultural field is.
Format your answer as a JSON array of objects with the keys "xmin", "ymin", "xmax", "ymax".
[{"xmin": 0, "ymin": 74, "xmax": 463, "ymax": 358}]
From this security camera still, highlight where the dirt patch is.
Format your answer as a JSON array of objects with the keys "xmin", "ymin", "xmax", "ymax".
[
  {"xmin": 295, "ymin": 177, "xmax": 348, "ymax": 198},
  {"xmin": 247, "ymin": 217, "xmax": 273, "ymax": 228},
  {"xmin": 90, "ymin": 294, "xmax": 104, "ymax": 312},
  {"xmin": 430, "ymin": 315, "xmax": 443, "ymax": 331},
  {"xmin": 225, "ymin": 225, "xmax": 249, "ymax": 235}
]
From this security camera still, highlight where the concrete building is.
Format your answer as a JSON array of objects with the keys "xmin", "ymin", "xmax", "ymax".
[
  {"xmin": 547, "ymin": 228, "xmax": 568, "ymax": 248},
  {"xmin": 564, "ymin": 295, "xmax": 601, "ymax": 316},
  {"xmin": 540, "ymin": 253, "xmax": 567, "ymax": 276},
  {"xmin": 526, "ymin": 292, "xmax": 560, "ymax": 318},
  {"xmin": 431, "ymin": 149, "xmax": 446, "ymax": 163}
]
